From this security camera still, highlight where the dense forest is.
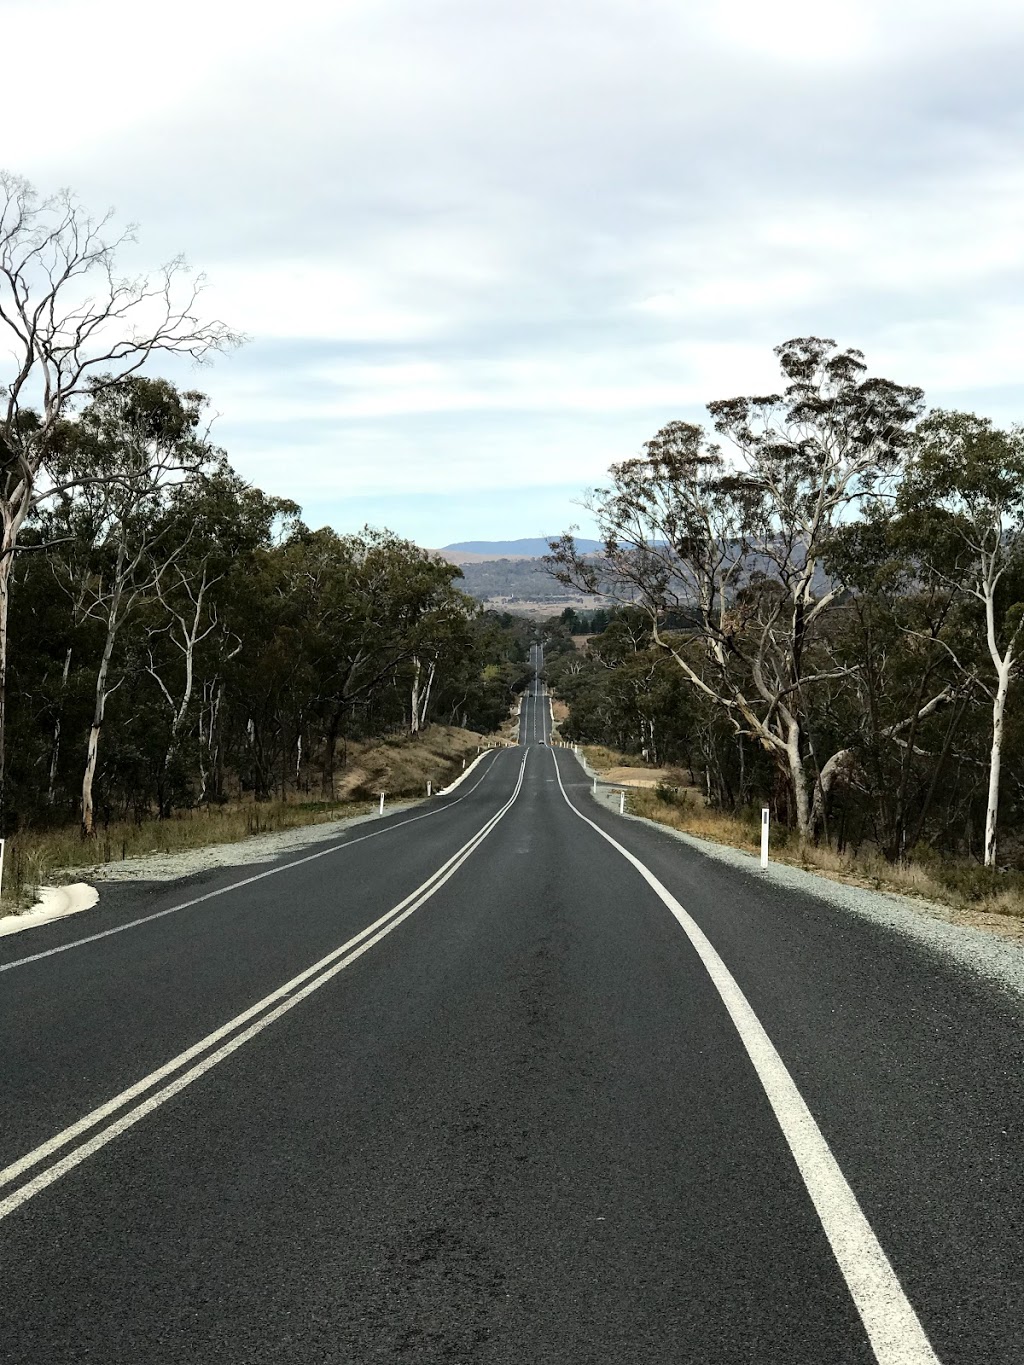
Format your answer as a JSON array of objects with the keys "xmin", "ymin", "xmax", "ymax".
[
  {"xmin": 548, "ymin": 337, "xmax": 1024, "ymax": 872},
  {"xmin": 4, "ymin": 375, "xmax": 535, "ymax": 837},
  {"xmin": 0, "ymin": 174, "xmax": 537, "ymax": 854}
]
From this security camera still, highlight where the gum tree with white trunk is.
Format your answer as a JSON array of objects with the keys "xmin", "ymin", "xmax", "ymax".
[
  {"xmin": 46, "ymin": 378, "xmax": 219, "ymax": 836},
  {"xmin": 549, "ymin": 337, "xmax": 951, "ymax": 839},
  {"xmin": 0, "ymin": 170, "xmax": 241, "ymax": 819}
]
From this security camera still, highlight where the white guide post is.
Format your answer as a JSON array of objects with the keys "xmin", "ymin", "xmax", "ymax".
[
  {"xmin": 761, "ymin": 806, "xmax": 770, "ymax": 870},
  {"xmin": 619, "ymin": 791, "xmax": 625, "ymax": 815},
  {"xmin": 379, "ymin": 792, "xmax": 385, "ymax": 816},
  {"xmin": 593, "ymin": 776, "xmax": 598, "ymax": 794},
  {"xmin": 427, "ymin": 780, "xmax": 432, "ymax": 797},
  {"xmin": 462, "ymin": 757, "xmax": 466, "ymax": 769},
  {"xmin": 0, "ymin": 837, "xmax": 5, "ymax": 900}
]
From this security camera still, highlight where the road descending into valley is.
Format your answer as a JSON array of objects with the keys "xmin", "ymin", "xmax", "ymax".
[{"xmin": 2, "ymin": 641, "xmax": 1022, "ymax": 1362}]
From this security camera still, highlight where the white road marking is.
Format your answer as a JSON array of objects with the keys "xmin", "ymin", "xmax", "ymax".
[
  {"xmin": 0, "ymin": 752, "xmax": 530, "ymax": 1222},
  {"xmin": 550, "ymin": 749, "xmax": 941, "ymax": 1365},
  {"xmin": 0, "ymin": 748, "xmax": 505, "ymax": 974}
]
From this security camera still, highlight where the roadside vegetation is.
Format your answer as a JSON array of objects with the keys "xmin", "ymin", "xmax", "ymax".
[
  {"xmin": 3, "ymin": 725, "xmax": 488, "ymax": 906},
  {"xmin": 579, "ymin": 743, "xmax": 1024, "ymax": 934},
  {"xmin": 0, "ymin": 174, "xmax": 535, "ymax": 916},
  {"xmin": 543, "ymin": 336, "xmax": 1024, "ymax": 925}
]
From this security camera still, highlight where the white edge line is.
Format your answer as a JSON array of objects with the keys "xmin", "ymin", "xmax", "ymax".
[
  {"xmin": 0, "ymin": 748, "xmax": 505, "ymax": 974},
  {"xmin": 436, "ymin": 747, "xmax": 490, "ymax": 796},
  {"xmin": 0, "ymin": 752, "xmax": 530, "ymax": 1218},
  {"xmin": 549, "ymin": 748, "xmax": 940, "ymax": 1365}
]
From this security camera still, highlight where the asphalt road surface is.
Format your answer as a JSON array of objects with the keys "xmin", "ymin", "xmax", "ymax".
[{"xmin": 2, "ymin": 643, "xmax": 1022, "ymax": 1362}]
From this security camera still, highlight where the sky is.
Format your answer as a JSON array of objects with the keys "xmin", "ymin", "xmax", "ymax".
[{"xmin": 5, "ymin": 0, "xmax": 1024, "ymax": 547}]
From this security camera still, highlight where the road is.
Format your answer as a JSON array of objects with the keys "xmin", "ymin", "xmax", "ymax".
[{"xmin": 1, "ymin": 641, "xmax": 1022, "ymax": 1362}]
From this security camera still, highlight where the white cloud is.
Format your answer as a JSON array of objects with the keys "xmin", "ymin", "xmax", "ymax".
[
  {"xmin": 701, "ymin": 0, "xmax": 878, "ymax": 64},
  {"xmin": 4, "ymin": 0, "xmax": 1024, "ymax": 538},
  {"xmin": 205, "ymin": 262, "xmax": 441, "ymax": 342}
]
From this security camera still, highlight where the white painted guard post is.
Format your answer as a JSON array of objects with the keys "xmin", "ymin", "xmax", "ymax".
[
  {"xmin": 761, "ymin": 806, "xmax": 770, "ymax": 870},
  {"xmin": 379, "ymin": 792, "xmax": 385, "ymax": 816},
  {"xmin": 0, "ymin": 836, "xmax": 5, "ymax": 899},
  {"xmin": 619, "ymin": 791, "xmax": 625, "ymax": 815},
  {"xmin": 426, "ymin": 780, "xmax": 432, "ymax": 797}
]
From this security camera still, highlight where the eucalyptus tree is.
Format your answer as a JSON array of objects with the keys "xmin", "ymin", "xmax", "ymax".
[
  {"xmin": 144, "ymin": 472, "xmax": 296, "ymax": 812},
  {"xmin": 0, "ymin": 170, "xmax": 241, "ymax": 815},
  {"xmin": 821, "ymin": 513, "xmax": 969, "ymax": 858},
  {"xmin": 45, "ymin": 378, "xmax": 220, "ymax": 835},
  {"xmin": 550, "ymin": 337, "xmax": 943, "ymax": 837}
]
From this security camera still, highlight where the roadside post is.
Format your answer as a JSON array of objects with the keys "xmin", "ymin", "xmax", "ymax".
[
  {"xmin": 761, "ymin": 806, "xmax": 770, "ymax": 870},
  {"xmin": 619, "ymin": 791, "xmax": 625, "ymax": 815},
  {"xmin": 0, "ymin": 837, "xmax": 5, "ymax": 900},
  {"xmin": 427, "ymin": 780, "xmax": 432, "ymax": 797},
  {"xmin": 593, "ymin": 775, "xmax": 598, "ymax": 795},
  {"xmin": 379, "ymin": 792, "xmax": 385, "ymax": 816}
]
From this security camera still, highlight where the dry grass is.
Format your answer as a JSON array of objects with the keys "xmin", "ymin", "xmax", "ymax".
[
  {"xmin": 330, "ymin": 725, "xmax": 485, "ymax": 802},
  {"xmin": 581, "ymin": 743, "xmax": 660, "ymax": 773},
  {"xmin": 625, "ymin": 784, "xmax": 1024, "ymax": 936},
  {"xmin": 581, "ymin": 744, "xmax": 693, "ymax": 789},
  {"xmin": 0, "ymin": 724, "xmax": 486, "ymax": 916}
]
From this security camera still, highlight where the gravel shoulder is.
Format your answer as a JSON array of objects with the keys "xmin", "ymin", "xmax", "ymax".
[
  {"xmin": 69, "ymin": 800, "xmax": 421, "ymax": 884},
  {"xmin": 0, "ymin": 803, "xmax": 423, "ymax": 939},
  {"xmin": 579, "ymin": 754, "xmax": 1024, "ymax": 1003}
]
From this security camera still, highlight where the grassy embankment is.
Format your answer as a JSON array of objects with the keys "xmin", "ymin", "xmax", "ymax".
[
  {"xmin": 581, "ymin": 743, "xmax": 1024, "ymax": 936},
  {"xmin": 1, "ymin": 725, "xmax": 489, "ymax": 915}
]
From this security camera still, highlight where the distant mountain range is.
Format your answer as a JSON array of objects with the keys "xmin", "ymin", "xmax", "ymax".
[
  {"xmin": 422, "ymin": 538, "xmax": 607, "ymax": 613},
  {"xmin": 431, "ymin": 535, "xmax": 832, "ymax": 616},
  {"xmin": 440, "ymin": 537, "xmax": 602, "ymax": 561}
]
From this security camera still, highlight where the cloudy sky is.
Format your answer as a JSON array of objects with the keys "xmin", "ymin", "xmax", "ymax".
[{"xmin": 7, "ymin": 0, "xmax": 1024, "ymax": 546}]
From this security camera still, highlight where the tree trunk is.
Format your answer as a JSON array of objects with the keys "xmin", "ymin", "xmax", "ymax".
[
  {"xmin": 81, "ymin": 721, "xmax": 102, "ymax": 839},
  {"xmin": 809, "ymin": 747, "xmax": 857, "ymax": 841},
  {"xmin": 82, "ymin": 695, "xmax": 107, "ymax": 840},
  {"xmin": 213, "ymin": 681, "xmax": 225, "ymax": 799},
  {"xmin": 0, "ymin": 541, "xmax": 14, "ymax": 825},
  {"xmin": 322, "ymin": 706, "xmax": 342, "ymax": 797},
  {"xmin": 81, "ymin": 598, "xmax": 121, "ymax": 838},
  {"xmin": 48, "ymin": 647, "xmax": 73, "ymax": 806},
  {"xmin": 785, "ymin": 719, "xmax": 812, "ymax": 838},
  {"xmin": 417, "ymin": 660, "xmax": 436, "ymax": 731},
  {"xmin": 984, "ymin": 660, "xmax": 1012, "ymax": 867},
  {"xmin": 410, "ymin": 656, "xmax": 421, "ymax": 735}
]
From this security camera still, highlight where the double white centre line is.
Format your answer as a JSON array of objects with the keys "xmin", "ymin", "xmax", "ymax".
[{"xmin": 0, "ymin": 751, "xmax": 530, "ymax": 1224}]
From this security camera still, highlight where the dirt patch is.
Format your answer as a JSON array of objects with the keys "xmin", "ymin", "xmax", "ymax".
[
  {"xmin": 581, "ymin": 745, "xmax": 693, "ymax": 790},
  {"xmin": 601, "ymin": 766, "xmax": 681, "ymax": 788},
  {"xmin": 332, "ymin": 726, "xmax": 485, "ymax": 801}
]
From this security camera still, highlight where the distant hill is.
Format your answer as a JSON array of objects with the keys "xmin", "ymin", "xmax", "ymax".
[{"xmin": 441, "ymin": 537, "xmax": 602, "ymax": 560}]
